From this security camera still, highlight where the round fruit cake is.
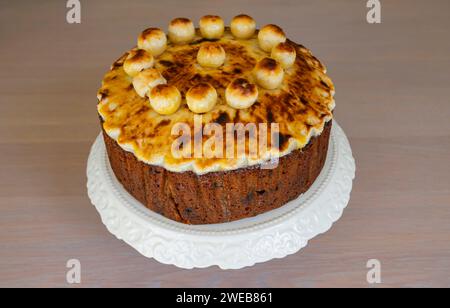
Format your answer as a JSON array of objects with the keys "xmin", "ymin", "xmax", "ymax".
[{"xmin": 97, "ymin": 15, "xmax": 335, "ymax": 225}]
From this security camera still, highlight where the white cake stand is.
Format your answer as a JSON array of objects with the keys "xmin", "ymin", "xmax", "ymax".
[{"xmin": 87, "ymin": 122, "xmax": 355, "ymax": 270}]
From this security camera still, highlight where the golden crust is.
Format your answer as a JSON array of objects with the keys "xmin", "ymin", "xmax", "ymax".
[
  {"xmin": 227, "ymin": 78, "xmax": 257, "ymax": 97},
  {"xmin": 170, "ymin": 17, "xmax": 192, "ymax": 26},
  {"xmin": 187, "ymin": 82, "xmax": 214, "ymax": 99},
  {"xmin": 98, "ymin": 28, "xmax": 335, "ymax": 173},
  {"xmin": 261, "ymin": 24, "xmax": 285, "ymax": 36}
]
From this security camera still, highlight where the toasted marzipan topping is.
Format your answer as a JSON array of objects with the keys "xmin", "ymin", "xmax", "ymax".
[
  {"xmin": 199, "ymin": 15, "xmax": 225, "ymax": 39},
  {"xmin": 253, "ymin": 57, "xmax": 284, "ymax": 89},
  {"xmin": 137, "ymin": 28, "xmax": 167, "ymax": 57},
  {"xmin": 149, "ymin": 84, "xmax": 181, "ymax": 115},
  {"xmin": 197, "ymin": 43, "xmax": 226, "ymax": 68},
  {"xmin": 98, "ymin": 28, "xmax": 335, "ymax": 174},
  {"xmin": 271, "ymin": 42, "xmax": 296, "ymax": 69},
  {"xmin": 186, "ymin": 83, "xmax": 218, "ymax": 113},
  {"xmin": 258, "ymin": 24, "xmax": 286, "ymax": 52},
  {"xmin": 132, "ymin": 68, "xmax": 166, "ymax": 97},
  {"xmin": 230, "ymin": 14, "xmax": 256, "ymax": 39},
  {"xmin": 168, "ymin": 17, "xmax": 195, "ymax": 44},
  {"xmin": 123, "ymin": 49, "xmax": 154, "ymax": 77},
  {"xmin": 225, "ymin": 78, "xmax": 258, "ymax": 109}
]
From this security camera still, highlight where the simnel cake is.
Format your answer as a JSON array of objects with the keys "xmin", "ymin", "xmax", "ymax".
[{"xmin": 97, "ymin": 15, "xmax": 335, "ymax": 224}]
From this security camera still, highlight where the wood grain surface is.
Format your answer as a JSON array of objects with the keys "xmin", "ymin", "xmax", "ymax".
[{"xmin": 0, "ymin": 0, "xmax": 449, "ymax": 288}]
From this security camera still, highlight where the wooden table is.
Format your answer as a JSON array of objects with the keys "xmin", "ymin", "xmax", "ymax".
[{"xmin": 1, "ymin": 0, "xmax": 449, "ymax": 288}]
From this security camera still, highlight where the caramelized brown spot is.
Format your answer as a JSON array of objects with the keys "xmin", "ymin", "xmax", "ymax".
[
  {"xmin": 266, "ymin": 108, "xmax": 275, "ymax": 123},
  {"xmin": 199, "ymin": 43, "xmax": 224, "ymax": 54},
  {"xmin": 258, "ymin": 58, "xmax": 279, "ymax": 71},
  {"xmin": 275, "ymin": 42, "xmax": 295, "ymax": 53},
  {"xmin": 170, "ymin": 18, "xmax": 191, "ymax": 26},
  {"xmin": 142, "ymin": 27, "xmax": 161, "ymax": 36},
  {"xmin": 106, "ymin": 75, "xmax": 117, "ymax": 81},
  {"xmin": 201, "ymin": 15, "xmax": 221, "ymax": 22},
  {"xmin": 278, "ymin": 133, "xmax": 291, "ymax": 149},
  {"xmin": 135, "ymin": 106, "xmax": 149, "ymax": 115},
  {"xmin": 229, "ymin": 78, "xmax": 257, "ymax": 97},
  {"xmin": 215, "ymin": 112, "xmax": 230, "ymax": 125},
  {"xmin": 152, "ymin": 84, "xmax": 174, "ymax": 95},
  {"xmin": 300, "ymin": 97, "xmax": 309, "ymax": 106},
  {"xmin": 112, "ymin": 62, "xmax": 122, "ymax": 69},
  {"xmin": 188, "ymin": 83, "xmax": 214, "ymax": 99},
  {"xmin": 112, "ymin": 52, "xmax": 128, "ymax": 68},
  {"xmin": 190, "ymin": 38, "xmax": 219, "ymax": 45},
  {"xmin": 155, "ymin": 119, "xmax": 170, "ymax": 130},
  {"xmin": 159, "ymin": 60, "xmax": 174, "ymax": 67},
  {"xmin": 264, "ymin": 24, "xmax": 285, "ymax": 36},
  {"xmin": 320, "ymin": 80, "xmax": 330, "ymax": 89},
  {"xmin": 129, "ymin": 49, "xmax": 148, "ymax": 61},
  {"xmin": 233, "ymin": 14, "xmax": 254, "ymax": 22},
  {"xmin": 98, "ymin": 89, "xmax": 109, "ymax": 100}
]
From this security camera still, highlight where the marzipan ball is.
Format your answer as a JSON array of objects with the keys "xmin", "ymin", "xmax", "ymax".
[
  {"xmin": 258, "ymin": 24, "xmax": 286, "ymax": 52},
  {"xmin": 254, "ymin": 57, "xmax": 284, "ymax": 89},
  {"xmin": 148, "ymin": 84, "xmax": 182, "ymax": 115},
  {"xmin": 123, "ymin": 49, "xmax": 154, "ymax": 77},
  {"xmin": 225, "ymin": 78, "xmax": 259, "ymax": 109},
  {"xmin": 271, "ymin": 42, "xmax": 296, "ymax": 69},
  {"xmin": 168, "ymin": 17, "xmax": 195, "ymax": 44},
  {"xmin": 137, "ymin": 28, "xmax": 167, "ymax": 57},
  {"xmin": 197, "ymin": 43, "xmax": 226, "ymax": 68},
  {"xmin": 186, "ymin": 83, "xmax": 218, "ymax": 113},
  {"xmin": 132, "ymin": 68, "xmax": 166, "ymax": 97},
  {"xmin": 230, "ymin": 14, "xmax": 256, "ymax": 39},
  {"xmin": 199, "ymin": 15, "xmax": 225, "ymax": 39}
]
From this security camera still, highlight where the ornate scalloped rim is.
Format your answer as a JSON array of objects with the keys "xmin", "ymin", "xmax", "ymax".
[{"xmin": 87, "ymin": 122, "xmax": 355, "ymax": 269}]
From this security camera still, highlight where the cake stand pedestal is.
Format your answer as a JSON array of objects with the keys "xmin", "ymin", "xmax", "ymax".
[{"xmin": 87, "ymin": 122, "xmax": 355, "ymax": 269}]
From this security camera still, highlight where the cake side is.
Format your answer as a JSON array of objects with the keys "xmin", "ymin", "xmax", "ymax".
[{"xmin": 103, "ymin": 120, "xmax": 331, "ymax": 225}]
